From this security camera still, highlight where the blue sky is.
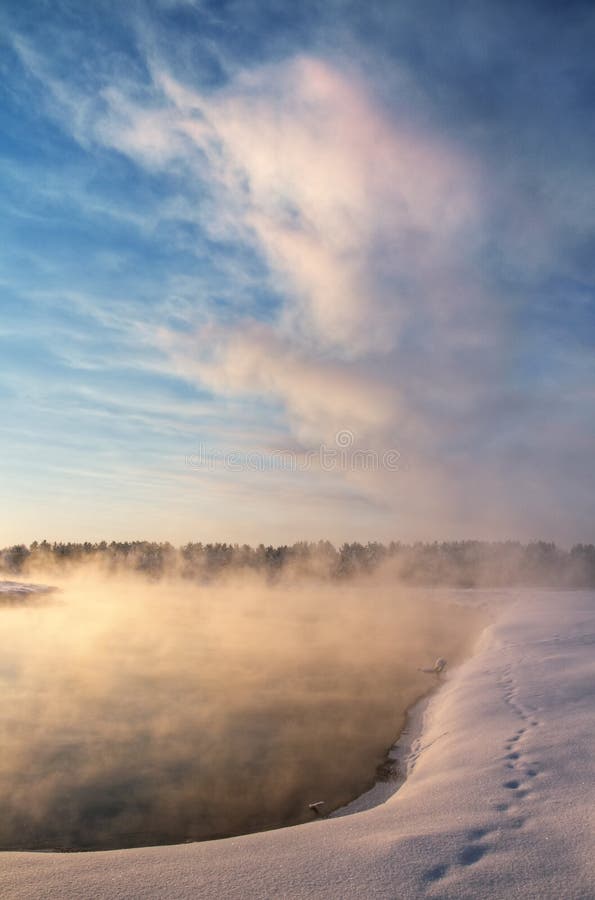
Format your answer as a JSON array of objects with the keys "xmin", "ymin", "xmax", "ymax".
[{"xmin": 1, "ymin": 0, "xmax": 594, "ymax": 545}]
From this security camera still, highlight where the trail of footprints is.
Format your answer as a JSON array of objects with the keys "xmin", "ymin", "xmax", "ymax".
[{"xmin": 423, "ymin": 661, "xmax": 543, "ymax": 885}]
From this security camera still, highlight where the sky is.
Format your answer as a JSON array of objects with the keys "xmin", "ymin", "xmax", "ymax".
[{"xmin": 1, "ymin": 0, "xmax": 594, "ymax": 546}]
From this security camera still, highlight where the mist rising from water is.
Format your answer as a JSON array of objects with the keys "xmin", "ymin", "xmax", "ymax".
[{"xmin": 0, "ymin": 569, "xmax": 484, "ymax": 849}]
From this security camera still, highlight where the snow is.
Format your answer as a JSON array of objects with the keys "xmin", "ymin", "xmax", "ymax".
[
  {"xmin": 2, "ymin": 589, "xmax": 594, "ymax": 899},
  {"xmin": 0, "ymin": 581, "xmax": 55, "ymax": 596}
]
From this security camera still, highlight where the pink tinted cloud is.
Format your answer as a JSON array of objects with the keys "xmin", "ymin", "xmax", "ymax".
[
  {"xmin": 88, "ymin": 56, "xmax": 497, "ymax": 515},
  {"xmin": 155, "ymin": 56, "xmax": 481, "ymax": 355},
  {"xmin": 164, "ymin": 321, "xmax": 397, "ymax": 445}
]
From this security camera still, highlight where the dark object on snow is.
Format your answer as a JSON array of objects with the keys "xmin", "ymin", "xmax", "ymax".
[
  {"xmin": 308, "ymin": 801, "xmax": 325, "ymax": 816},
  {"xmin": 376, "ymin": 759, "xmax": 400, "ymax": 782},
  {"xmin": 418, "ymin": 657, "xmax": 447, "ymax": 676}
]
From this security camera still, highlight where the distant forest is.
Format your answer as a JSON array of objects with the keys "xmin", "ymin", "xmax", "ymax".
[{"xmin": 2, "ymin": 539, "xmax": 595, "ymax": 588}]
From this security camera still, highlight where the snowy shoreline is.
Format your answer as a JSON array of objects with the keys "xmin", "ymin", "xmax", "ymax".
[
  {"xmin": 2, "ymin": 589, "xmax": 595, "ymax": 899},
  {"xmin": 331, "ymin": 689, "xmax": 435, "ymax": 819}
]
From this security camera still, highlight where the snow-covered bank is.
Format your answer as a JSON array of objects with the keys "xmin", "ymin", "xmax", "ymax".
[
  {"xmin": 2, "ymin": 590, "xmax": 594, "ymax": 900},
  {"xmin": 0, "ymin": 580, "xmax": 55, "ymax": 598},
  {"xmin": 331, "ymin": 690, "xmax": 435, "ymax": 818}
]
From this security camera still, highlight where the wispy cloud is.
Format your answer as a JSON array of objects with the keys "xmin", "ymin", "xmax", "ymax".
[{"xmin": 2, "ymin": 1, "xmax": 594, "ymax": 543}]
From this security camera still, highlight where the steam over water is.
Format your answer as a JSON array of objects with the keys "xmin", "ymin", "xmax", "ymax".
[{"xmin": 0, "ymin": 573, "xmax": 484, "ymax": 850}]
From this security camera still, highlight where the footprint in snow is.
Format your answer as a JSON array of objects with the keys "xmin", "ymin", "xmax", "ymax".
[
  {"xmin": 466, "ymin": 827, "xmax": 491, "ymax": 841},
  {"xmin": 458, "ymin": 843, "xmax": 489, "ymax": 866},
  {"xmin": 423, "ymin": 863, "xmax": 449, "ymax": 882},
  {"xmin": 492, "ymin": 802, "xmax": 510, "ymax": 812}
]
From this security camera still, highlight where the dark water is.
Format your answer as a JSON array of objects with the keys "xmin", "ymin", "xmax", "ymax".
[{"xmin": 0, "ymin": 576, "xmax": 485, "ymax": 850}]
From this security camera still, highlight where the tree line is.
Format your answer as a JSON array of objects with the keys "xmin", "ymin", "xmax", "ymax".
[{"xmin": 1, "ymin": 539, "xmax": 595, "ymax": 587}]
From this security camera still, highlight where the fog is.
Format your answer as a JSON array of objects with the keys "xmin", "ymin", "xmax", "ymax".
[{"xmin": 0, "ymin": 569, "xmax": 485, "ymax": 850}]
